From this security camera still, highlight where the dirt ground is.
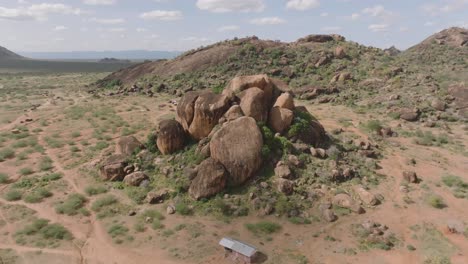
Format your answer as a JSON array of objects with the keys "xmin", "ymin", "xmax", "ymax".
[{"xmin": 0, "ymin": 73, "xmax": 467, "ymax": 264}]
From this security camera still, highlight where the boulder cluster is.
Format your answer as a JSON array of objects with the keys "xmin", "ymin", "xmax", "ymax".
[
  {"xmin": 98, "ymin": 75, "xmax": 327, "ymax": 201},
  {"xmin": 155, "ymin": 74, "xmax": 327, "ymax": 200}
]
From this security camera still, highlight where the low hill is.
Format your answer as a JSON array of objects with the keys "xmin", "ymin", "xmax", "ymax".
[
  {"xmin": 0, "ymin": 45, "xmax": 24, "ymax": 60},
  {"xmin": 18, "ymin": 50, "xmax": 180, "ymax": 60}
]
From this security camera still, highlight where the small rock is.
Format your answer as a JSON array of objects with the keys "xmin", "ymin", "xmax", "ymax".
[
  {"xmin": 166, "ymin": 205, "xmax": 176, "ymax": 215},
  {"xmin": 402, "ymin": 171, "xmax": 418, "ymax": 183},
  {"xmin": 310, "ymin": 147, "xmax": 327, "ymax": 158},
  {"xmin": 128, "ymin": 211, "xmax": 136, "ymax": 216},
  {"xmin": 277, "ymin": 179, "xmax": 294, "ymax": 195},
  {"xmin": 275, "ymin": 162, "xmax": 293, "ymax": 179}
]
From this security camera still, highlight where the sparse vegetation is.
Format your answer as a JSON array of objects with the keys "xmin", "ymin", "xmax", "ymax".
[
  {"xmin": 55, "ymin": 194, "xmax": 87, "ymax": 216},
  {"xmin": 84, "ymin": 185, "xmax": 108, "ymax": 196},
  {"xmin": 245, "ymin": 221, "xmax": 282, "ymax": 235},
  {"xmin": 427, "ymin": 195, "xmax": 446, "ymax": 209}
]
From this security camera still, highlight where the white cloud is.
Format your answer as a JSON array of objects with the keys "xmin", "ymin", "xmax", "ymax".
[
  {"xmin": 83, "ymin": 0, "xmax": 116, "ymax": 5},
  {"xmin": 91, "ymin": 18, "xmax": 125, "ymax": 24},
  {"xmin": 368, "ymin": 24, "xmax": 388, "ymax": 32},
  {"xmin": 145, "ymin": 34, "xmax": 159, "ymax": 39},
  {"xmin": 399, "ymin": 26, "xmax": 409, "ymax": 32},
  {"xmin": 350, "ymin": 13, "xmax": 360, "ymax": 20},
  {"xmin": 0, "ymin": 3, "xmax": 82, "ymax": 21},
  {"xmin": 250, "ymin": 17, "xmax": 286, "ymax": 25},
  {"xmin": 182, "ymin": 36, "xmax": 210, "ymax": 42},
  {"xmin": 423, "ymin": 0, "xmax": 468, "ymax": 15},
  {"xmin": 286, "ymin": 0, "xmax": 320, "ymax": 11},
  {"xmin": 140, "ymin": 10, "xmax": 182, "ymax": 20},
  {"xmin": 320, "ymin": 12, "xmax": 328, "ymax": 17},
  {"xmin": 136, "ymin": 27, "xmax": 148, "ymax": 32},
  {"xmin": 54, "ymin": 25, "xmax": 67, "ymax": 31},
  {"xmin": 196, "ymin": 0, "xmax": 265, "ymax": 13},
  {"xmin": 217, "ymin": 25, "xmax": 240, "ymax": 32},
  {"xmin": 424, "ymin": 21, "xmax": 435, "ymax": 27},
  {"xmin": 321, "ymin": 26, "xmax": 341, "ymax": 32},
  {"xmin": 362, "ymin": 5, "xmax": 390, "ymax": 17},
  {"xmin": 108, "ymin": 27, "xmax": 126, "ymax": 32}
]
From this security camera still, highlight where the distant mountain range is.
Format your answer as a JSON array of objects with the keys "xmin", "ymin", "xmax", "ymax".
[{"xmin": 16, "ymin": 50, "xmax": 181, "ymax": 60}]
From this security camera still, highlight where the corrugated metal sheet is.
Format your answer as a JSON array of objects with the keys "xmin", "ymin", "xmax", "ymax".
[{"xmin": 219, "ymin": 237, "xmax": 257, "ymax": 257}]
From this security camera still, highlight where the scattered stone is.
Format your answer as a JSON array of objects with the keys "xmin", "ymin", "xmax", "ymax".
[
  {"xmin": 354, "ymin": 185, "xmax": 379, "ymax": 206},
  {"xmin": 11, "ymin": 129, "xmax": 20, "ymax": 134},
  {"xmin": 399, "ymin": 108, "xmax": 420, "ymax": 122},
  {"xmin": 275, "ymin": 162, "xmax": 293, "ymax": 179},
  {"xmin": 310, "ymin": 147, "xmax": 327, "ymax": 158},
  {"xmin": 128, "ymin": 211, "xmax": 136, "ymax": 216},
  {"xmin": 223, "ymin": 105, "xmax": 244, "ymax": 121},
  {"xmin": 123, "ymin": 171, "xmax": 149, "ymax": 186},
  {"xmin": 447, "ymin": 220, "xmax": 464, "ymax": 234},
  {"xmin": 287, "ymin": 155, "xmax": 303, "ymax": 167},
  {"xmin": 277, "ymin": 178, "xmax": 294, "ymax": 195},
  {"xmin": 146, "ymin": 189, "xmax": 171, "ymax": 204},
  {"xmin": 332, "ymin": 193, "xmax": 364, "ymax": 214},
  {"xmin": 166, "ymin": 205, "xmax": 176, "ymax": 215},
  {"xmin": 402, "ymin": 171, "xmax": 418, "ymax": 183},
  {"xmin": 431, "ymin": 99, "xmax": 446, "ymax": 111},
  {"xmin": 99, "ymin": 154, "xmax": 128, "ymax": 181}
]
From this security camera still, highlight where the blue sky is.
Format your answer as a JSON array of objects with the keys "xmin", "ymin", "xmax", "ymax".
[{"xmin": 0, "ymin": 0, "xmax": 467, "ymax": 52}]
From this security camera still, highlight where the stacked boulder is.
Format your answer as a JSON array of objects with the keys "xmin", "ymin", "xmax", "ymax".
[{"xmin": 150, "ymin": 74, "xmax": 327, "ymax": 200}]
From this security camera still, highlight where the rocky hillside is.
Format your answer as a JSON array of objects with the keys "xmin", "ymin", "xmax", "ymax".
[
  {"xmin": 96, "ymin": 27, "xmax": 468, "ymax": 123},
  {"xmin": 0, "ymin": 45, "xmax": 23, "ymax": 60}
]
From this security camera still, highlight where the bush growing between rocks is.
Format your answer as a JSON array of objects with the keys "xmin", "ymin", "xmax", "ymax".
[{"xmin": 427, "ymin": 195, "xmax": 446, "ymax": 209}]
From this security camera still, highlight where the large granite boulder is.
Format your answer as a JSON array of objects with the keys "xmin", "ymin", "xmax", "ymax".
[
  {"xmin": 156, "ymin": 119, "xmax": 186, "ymax": 154},
  {"xmin": 239, "ymin": 87, "xmax": 268, "ymax": 122},
  {"xmin": 189, "ymin": 158, "xmax": 227, "ymax": 200},
  {"xmin": 99, "ymin": 154, "xmax": 128, "ymax": 181},
  {"xmin": 210, "ymin": 116, "xmax": 263, "ymax": 186},
  {"xmin": 268, "ymin": 107, "xmax": 294, "ymax": 134}
]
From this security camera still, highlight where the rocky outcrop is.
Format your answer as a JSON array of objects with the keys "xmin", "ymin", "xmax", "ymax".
[
  {"xmin": 332, "ymin": 193, "xmax": 364, "ymax": 214},
  {"xmin": 123, "ymin": 171, "xmax": 149, "ymax": 186},
  {"xmin": 275, "ymin": 162, "xmax": 293, "ymax": 179},
  {"xmin": 116, "ymin": 136, "xmax": 143, "ymax": 156},
  {"xmin": 334, "ymin": 46, "xmax": 346, "ymax": 59},
  {"xmin": 156, "ymin": 119, "xmax": 186, "ymax": 154},
  {"xmin": 189, "ymin": 158, "xmax": 227, "ymax": 200},
  {"xmin": 354, "ymin": 185, "xmax": 379, "ymax": 206},
  {"xmin": 399, "ymin": 108, "xmax": 420, "ymax": 121},
  {"xmin": 222, "ymin": 74, "xmax": 278, "ymax": 108},
  {"xmin": 268, "ymin": 107, "xmax": 294, "ymax": 134},
  {"xmin": 210, "ymin": 116, "xmax": 263, "ymax": 186},
  {"xmin": 239, "ymin": 87, "xmax": 268, "ymax": 122},
  {"xmin": 99, "ymin": 154, "xmax": 128, "ymax": 181},
  {"xmin": 431, "ymin": 99, "xmax": 445, "ymax": 111}
]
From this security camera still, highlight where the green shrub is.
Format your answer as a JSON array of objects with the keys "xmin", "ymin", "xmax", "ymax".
[
  {"xmin": 427, "ymin": 195, "xmax": 446, "ymax": 209},
  {"xmin": 56, "ymin": 194, "xmax": 87, "ymax": 215},
  {"xmin": 84, "ymin": 185, "xmax": 108, "ymax": 196},
  {"xmin": 93, "ymin": 141, "xmax": 109, "ymax": 151},
  {"xmin": 363, "ymin": 120, "xmax": 383, "ymax": 133},
  {"xmin": 107, "ymin": 224, "xmax": 128, "ymax": 238},
  {"xmin": 16, "ymin": 219, "xmax": 72, "ymax": 240},
  {"xmin": 38, "ymin": 156, "xmax": 53, "ymax": 171},
  {"xmin": 91, "ymin": 195, "xmax": 117, "ymax": 211},
  {"xmin": 442, "ymin": 175, "xmax": 466, "ymax": 188},
  {"xmin": 4, "ymin": 190, "xmax": 22, "ymax": 201},
  {"xmin": 141, "ymin": 209, "xmax": 165, "ymax": 221},
  {"xmin": 23, "ymin": 188, "xmax": 52, "ymax": 203},
  {"xmin": 42, "ymin": 173, "xmax": 62, "ymax": 181},
  {"xmin": 71, "ymin": 131, "xmax": 81, "ymax": 138},
  {"xmin": 245, "ymin": 221, "xmax": 282, "ymax": 235},
  {"xmin": 175, "ymin": 202, "xmax": 192, "ymax": 216},
  {"xmin": 19, "ymin": 167, "xmax": 33, "ymax": 176},
  {"xmin": 0, "ymin": 173, "xmax": 9, "ymax": 184},
  {"xmin": 0, "ymin": 148, "xmax": 15, "ymax": 161}
]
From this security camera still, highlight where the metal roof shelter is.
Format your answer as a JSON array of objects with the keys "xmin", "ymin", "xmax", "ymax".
[{"xmin": 219, "ymin": 237, "xmax": 257, "ymax": 257}]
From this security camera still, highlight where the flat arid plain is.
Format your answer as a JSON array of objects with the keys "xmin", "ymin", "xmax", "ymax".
[{"xmin": 0, "ymin": 27, "xmax": 468, "ymax": 264}]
